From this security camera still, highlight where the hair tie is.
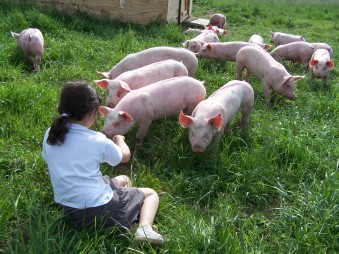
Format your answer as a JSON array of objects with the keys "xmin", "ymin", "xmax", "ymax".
[{"xmin": 61, "ymin": 113, "xmax": 69, "ymax": 118}]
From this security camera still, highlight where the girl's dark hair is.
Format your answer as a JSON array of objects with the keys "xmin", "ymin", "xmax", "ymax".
[{"xmin": 47, "ymin": 81, "xmax": 102, "ymax": 145}]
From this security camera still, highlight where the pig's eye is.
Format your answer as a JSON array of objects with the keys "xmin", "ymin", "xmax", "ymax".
[
  {"xmin": 114, "ymin": 123, "xmax": 119, "ymax": 127},
  {"xmin": 117, "ymin": 92, "xmax": 122, "ymax": 98}
]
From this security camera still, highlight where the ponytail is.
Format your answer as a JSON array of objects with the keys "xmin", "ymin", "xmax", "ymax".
[{"xmin": 47, "ymin": 113, "xmax": 70, "ymax": 145}]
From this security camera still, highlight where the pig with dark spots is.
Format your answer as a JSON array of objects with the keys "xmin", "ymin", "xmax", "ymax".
[
  {"xmin": 208, "ymin": 13, "xmax": 226, "ymax": 29},
  {"xmin": 309, "ymin": 49, "xmax": 334, "ymax": 88},
  {"xmin": 99, "ymin": 76, "xmax": 206, "ymax": 146},
  {"xmin": 270, "ymin": 41, "xmax": 314, "ymax": 71},
  {"xmin": 270, "ymin": 31, "xmax": 305, "ymax": 47},
  {"xmin": 96, "ymin": 46, "xmax": 198, "ymax": 79},
  {"xmin": 11, "ymin": 28, "xmax": 44, "ymax": 72},
  {"xmin": 96, "ymin": 59, "xmax": 188, "ymax": 107},
  {"xmin": 236, "ymin": 46, "xmax": 304, "ymax": 107},
  {"xmin": 179, "ymin": 80, "xmax": 254, "ymax": 153}
]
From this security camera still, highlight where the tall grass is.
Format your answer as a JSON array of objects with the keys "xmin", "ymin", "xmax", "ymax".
[{"xmin": 0, "ymin": 0, "xmax": 338, "ymax": 253}]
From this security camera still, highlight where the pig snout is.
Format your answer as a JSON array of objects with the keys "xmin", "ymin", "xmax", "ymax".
[{"xmin": 192, "ymin": 145, "xmax": 205, "ymax": 154}]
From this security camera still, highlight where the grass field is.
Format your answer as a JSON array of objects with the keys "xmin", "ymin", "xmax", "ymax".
[{"xmin": 0, "ymin": 0, "xmax": 338, "ymax": 253}]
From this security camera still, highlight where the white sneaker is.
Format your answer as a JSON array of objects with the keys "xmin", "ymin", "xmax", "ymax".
[{"xmin": 134, "ymin": 225, "xmax": 164, "ymax": 245}]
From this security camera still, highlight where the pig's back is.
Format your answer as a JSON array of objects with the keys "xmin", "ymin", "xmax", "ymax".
[{"xmin": 120, "ymin": 76, "xmax": 205, "ymax": 119}]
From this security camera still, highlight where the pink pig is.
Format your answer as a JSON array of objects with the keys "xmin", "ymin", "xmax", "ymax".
[
  {"xmin": 183, "ymin": 30, "xmax": 219, "ymax": 53},
  {"xmin": 96, "ymin": 59, "xmax": 188, "ymax": 107},
  {"xmin": 208, "ymin": 14, "xmax": 227, "ymax": 29},
  {"xmin": 309, "ymin": 42, "xmax": 333, "ymax": 58},
  {"xmin": 270, "ymin": 31, "xmax": 305, "ymax": 47},
  {"xmin": 195, "ymin": 42, "xmax": 260, "ymax": 61},
  {"xmin": 236, "ymin": 45, "xmax": 304, "ymax": 106},
  {"xmin": 179, "ymin": 80, "xmax": 254, "ymax": 153},
  {"xmin": 96, "ymin": 46, "xmax": 198, "ymax": 79},
  {"xmin": 249, "ymin": 34, "xmax": 271, "ymax": 51},
  {"xmin": 270, "ymin": 42, "xmax": 314, "ymax": 71},
  {"xmin": 11, "ymin": 28, "xmax": 44, "ymax": 72},
  {"xmin": 309, "ymin": 49, "xmax": 334, "ymax": 88},
  {"xmin": 206, "ymin": 25, "xmax": 227, "ymax": 36},
  {"xmin": 99, "ymin": 76, "xmax": 206, "ymax": 146}
]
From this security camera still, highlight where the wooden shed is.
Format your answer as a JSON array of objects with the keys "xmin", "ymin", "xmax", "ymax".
[{"xmin": 15, "ymin": 0, "xmax": 193, "ymax": 25}]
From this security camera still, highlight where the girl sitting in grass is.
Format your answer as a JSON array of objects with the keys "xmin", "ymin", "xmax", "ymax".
[{"xmin": 42, "ymin": 81, "xmax": 163, "ymax": 245}]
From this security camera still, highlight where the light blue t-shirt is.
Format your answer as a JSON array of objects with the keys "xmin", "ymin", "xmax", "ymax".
[{"xmin": 42, "ymin": 123, "xmax": 123, "ymax": 209}]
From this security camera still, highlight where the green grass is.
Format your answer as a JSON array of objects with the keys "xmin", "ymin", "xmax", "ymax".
[{"xmin": 0, "ymin": 0, "xmax": 338, "ymax": 253}]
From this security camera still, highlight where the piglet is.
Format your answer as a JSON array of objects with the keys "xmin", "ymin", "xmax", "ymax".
[
  {"xmin": 195, "ymin": 42, "xmax": 260, "ymax": 62},
  {"xmin": 183, "ymin": 30, "xmax": 219, "ymax": 53},
  {"xmin": 11, "ymin": 28, "xmax": 44, "ymax": 72},
  {"xmin": 309, "ymin": 42, "xmax": 333, "ymax": 58},
  {"xmin": 270, "ymin": 42, "xmax": 314, "ymax": 71},
  {"xmin": 96, "ymin": 59, "xmax": 188, "ymax": 107},
  {"xmin": 206, "ymin": 25, "xmax": 227, "ymax": 36},
  {"xmin": 270, "ymin": 31, "xmax": 305, "ymax": 47},
  {"xmin": 249, "ymin": 34, "xmax": 271, "ymax": 51},
  {"xmin": 208, "ymin": 14, "xmax": 226, "ymax": 29},
  {"xmin": 99, "ymin": 76, "xmax": 206, "ymax": 146},
  {"xmin": 179, "ymin": 80, "xmax": 254, "ymax": 153},
  {"xmin": 236, "ymin": 45, "xmax": 304, "ymax": 106},
  {"xmin": 97, "ymin": 46, "xmax": 198, "ymax": 79},
  {"xmin": 309, "ymin": 49, "xmax": 334, "ymax": 88}
]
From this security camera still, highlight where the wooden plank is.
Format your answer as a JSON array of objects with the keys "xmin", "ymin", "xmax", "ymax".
[{"xmin": 123, "ymin": 0, "xmax": 169, "ymax": 24}]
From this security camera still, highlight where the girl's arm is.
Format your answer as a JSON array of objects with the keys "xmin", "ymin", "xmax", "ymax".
[{"xmin": 113, "ymin": 135, "xmax": 131, "ymax": 163}]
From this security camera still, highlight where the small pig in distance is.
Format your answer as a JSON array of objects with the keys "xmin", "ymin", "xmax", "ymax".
[
  {"xmin": 11, "ymin": 28, "xmax": 44, "ymax": 72},
  {"xmin": 309, "ymin": 49, "xmax": 334, "ymax": 88},
  {"xmin": 208, "ymin": 13, "xmax": 227, "ymax": 29},
  {"xmin": 99, "ymin": 76, "xmax": 206, "ymax": 146},
  {"xmin": 96, "ymin": 59, "xmax": 188, "ymax": 107},
  {"xmin": 183, "ymin": 30, "xmax": 219, "ymax": 53},
  {"xmin": 270, "ymin": 31, "xmax": 305, "ymax": 47},
  {"xmin": 249, "ymin": 34, "xmax": 271, "ymax": 51},
  {"xmin": 179, "ymin": 80, "xmax": 254, "ymax": 153}
]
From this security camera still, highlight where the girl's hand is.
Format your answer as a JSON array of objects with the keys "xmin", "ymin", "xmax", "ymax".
[{"xmin": 113, "ymin": 135, "xmax": 125, "ymax": 143}]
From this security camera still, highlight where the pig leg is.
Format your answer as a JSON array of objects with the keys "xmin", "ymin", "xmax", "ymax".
[
  {"xmin": 239, "ymin": 107, "xmax": 252, "ymax": 130},
  {"xmin": 262, "ymin": 81, "xmax": 271, "ymax": 107},
  {"xmin": 244, "ymin": 69, "xmax": 251, "ymax": 82},
  {"xmin": 236, "ymin": 63, "xmax": 245, "ymax": 81},
  {"xmin": 322, "ymin": 76, "xmax": 328, "ymax": 88},
  {"xmin": 135, "ymin": 120, "xmax": 152, "ymax": 146},
  {"xmin": 209, "ymin": 128, "xmax": 224, "ymax": 150}
]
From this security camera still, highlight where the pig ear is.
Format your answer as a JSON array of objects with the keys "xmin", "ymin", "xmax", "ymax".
[
  {"xmin": 98, "ymin": 106, "xmax": 110, "ymax": 117},
  {"xmin": 96, "ymin": 71, "xmax": 110, "ymax": 79},
  {"xmin": 208, "ymin": 114, "xmax": 223, "ymax": 131},
  {"xmin": 327, "ymin": 60, "xmax": 334, "ymax": 69},
  {"xmin": 179, "ymin": 110, "xmax": 193, "ymax": 128},
  {"xmin": 118, "ymin": 111, "xmax": 133, "ymax": 122},
  {"xmin": 207, "ymin": 44, "xmax": 213, "ymax": 50},
  {"xmin": 264, "ymin": 44, "xmax": 271, "ymax": 50},
  {"xmin": 11, "ymin": 32, "xmax": 19, "ymax": 39},
  {"xmin": 208, "ymin": 24, "xmax": 213, "ymax": 30},
  {"xmin": 293, "ymin": 75, "xmax": 305, "ymax": 82},
  {"xmin": 119, "ymin": 81, "xmax": 132, "ymax": 91},
  {"xmin": 309, "ymin": 59, "xmax": 318, "ymax": 67},
  {"xmin": 95, "ymin": 79, "xmax": 109, "ymax": 90}
]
